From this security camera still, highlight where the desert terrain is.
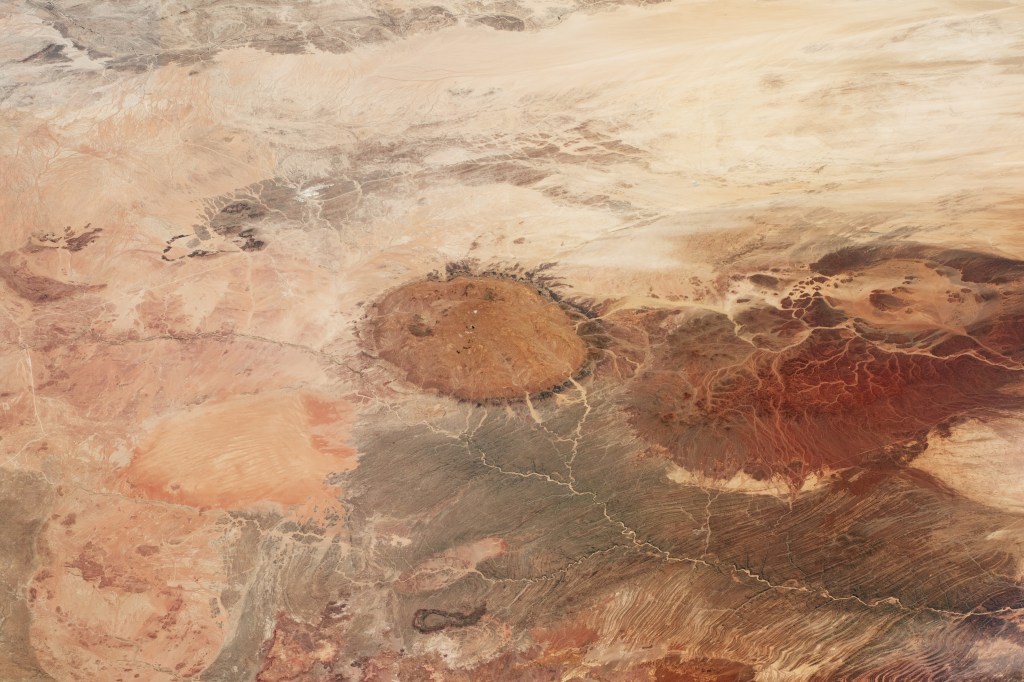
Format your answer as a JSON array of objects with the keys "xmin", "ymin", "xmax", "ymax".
[{"xmin": 2, "ymin": 0, "xmax": 1024, "ymax": 679}]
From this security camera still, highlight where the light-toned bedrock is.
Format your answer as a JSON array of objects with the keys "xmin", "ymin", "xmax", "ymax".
[
  {"xmin": 915, "ymin": 416, "xmax": 1024, "ymax": 518},
  {"xmin": 27, "ymin": 491, "xmax": 231, "ymax": 682}
]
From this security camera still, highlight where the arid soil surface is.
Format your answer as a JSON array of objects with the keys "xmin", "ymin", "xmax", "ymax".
[{"xmin": 3, "ymin": 0, "xmax": 1024, "ymax": 680}]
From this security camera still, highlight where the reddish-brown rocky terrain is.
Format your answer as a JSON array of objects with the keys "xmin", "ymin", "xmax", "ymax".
[
  {"xmin": 619, "ymin": 246, "xmax": 1024, "ymax": 489},
  {"xmin": 366, "ymin": 275, "xmax": 588, "ymax": 401}
]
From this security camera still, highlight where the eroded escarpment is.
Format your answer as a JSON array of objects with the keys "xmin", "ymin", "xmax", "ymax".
[
  {"xmin": 615, "ymin": 245, "xmax": 1024, "ymax": 489},
  {"xmin": 364, "ymin": 273, "xmax": 590, "ymax": 401}
]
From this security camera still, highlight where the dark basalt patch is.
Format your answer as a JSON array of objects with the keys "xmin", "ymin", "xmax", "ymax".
[
  {"xmin": 810, "ymin": 242, "xmax": 1024, "ymax": 284},
  {"xmin": 868, "ymin": 290, "xmax": 909, "ymax": 311},
  {"xmin": 780, "ymin": 290, "xmax": 847, "ymax": 327},
  {"xmin": 474, "ymin": 15, "xmax": 526, "ymax": 31},
  {"xmin": 28, "ymin": 224, "xmax": 103, "ymax": 253},
  {"xmin": 747, "ymin": 273, "xmax": 780, "ymax": 288},
  {"xmin": 209, "ymin": 201, "xmax": 267, "ymax": 252},
  {"xmin": 161, "ymin": 180, "xmax": 306, "ymax": 260},
  {"xmin": 64, "ymin": 225, "xmax": 103, "ymax": 252},
  {"xmin": 412, "ymin": 604, "xmax": 486, "ymax": 634},
  {"xmin": 809, "ymin": 244, "xmax": 896, "ymax": 276},
  {"xmin": 933, "ymin": 249, "xmax": 1024, "ymax": 284},
  {"xmin": 20, "ymin": 43, "xmax": 71, "ymax": 64},
  {"xmin": 0, "ymin": 254, "xmax": 103, "ymax": 304}
]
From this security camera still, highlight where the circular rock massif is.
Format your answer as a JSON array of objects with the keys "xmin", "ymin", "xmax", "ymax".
[{"xmin": 366, "ymin": 276, "xmax": 587, "ymax": 401}]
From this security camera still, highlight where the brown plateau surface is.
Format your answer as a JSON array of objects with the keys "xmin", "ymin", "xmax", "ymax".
[{"xmin": 366, "ymin": 275, "xmax": 587, "ymax": 401}]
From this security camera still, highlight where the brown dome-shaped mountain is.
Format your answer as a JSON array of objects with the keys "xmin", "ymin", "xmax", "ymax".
[{"xmin": 366, "ymin": 276, "xmax": 587, "ymax": 401}]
